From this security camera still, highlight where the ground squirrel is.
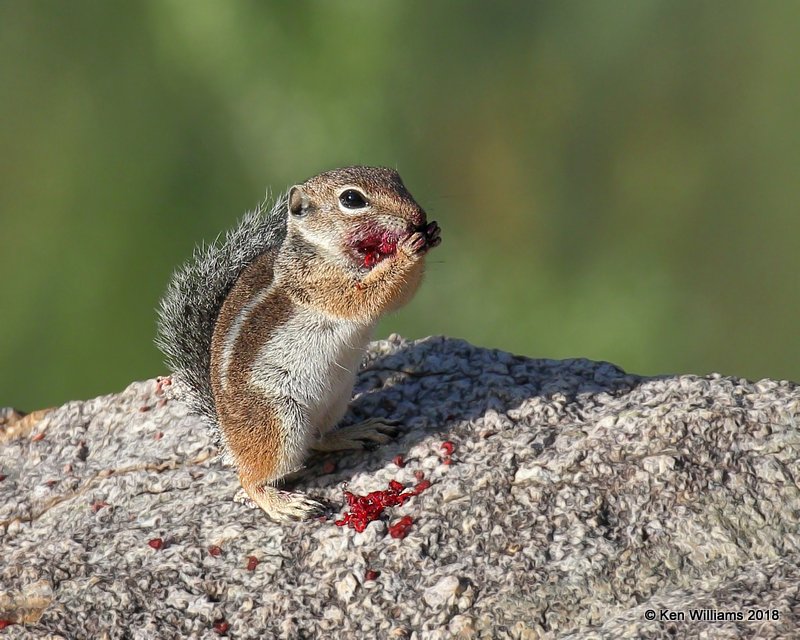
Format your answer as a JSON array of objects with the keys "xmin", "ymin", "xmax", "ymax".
[{"xmin": 156, "ymin": 166, "xmax": 440, "ymax": 521}]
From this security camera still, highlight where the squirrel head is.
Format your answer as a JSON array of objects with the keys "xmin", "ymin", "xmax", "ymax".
[{"xmin": 286, "ymin": 166, "xmax": 428, "ymax": 271}]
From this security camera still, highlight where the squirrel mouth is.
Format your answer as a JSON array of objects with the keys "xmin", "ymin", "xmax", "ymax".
[
  {"xmin": 353, "ymin": 231, "xmax": 403, "ymax": 269},
  {"xmin": 351, "ymin": 218, "xmax": 431, "ymax": 269},
  {"xmin": 351, "ymin": 224, "xmax": 416, "ymax": 269}
]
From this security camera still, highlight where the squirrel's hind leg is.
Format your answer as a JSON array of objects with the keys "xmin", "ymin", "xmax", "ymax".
[
  {"xmin": 311, "ymin": 419, "xmax": 400, "ymax": 452},
  {"xmin": 220, "ymin": 393, "xmax": 323, "ymax": 521}
]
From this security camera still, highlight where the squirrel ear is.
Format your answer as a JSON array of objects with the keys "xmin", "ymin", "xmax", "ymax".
[{"xmin": 288, "ymin": 186, "xmax": 309, "ymax": 217}]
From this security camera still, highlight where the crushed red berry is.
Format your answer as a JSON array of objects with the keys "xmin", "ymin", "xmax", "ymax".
[
  {"xmin": 148, "ymin": 538, "xmax": 164, "ymax": 550},
  {"xmin": 154, "ymin": 432, "xmax": 164, "ymax": 440},
  {"xmin": 392, "ymin": 454, "xmax": 405, "ymax": 468},
  {"xmin": 363, "ymin": 251, "xmax": 380, "ymax": 268},
  {"xmin": 334, "ymin": 480, "xmax": 417, "ymax": 533},
  {"xmin": 0, "ymin": 474, "xmax": 6, "ymax": 482},
  {"xmin": 441, "ymin": 441, "xmax": 455, "ymax": 455},
  {"xmin": 0, "ymin": 620, "xmax": 15, "ymax": 629},
  {"xmin": 356, "ymin": 229, "xmax": 400, "ymax": 269},
  {"xmin": 246, "ymin": 555, "xmax": 259, "ymax": 571},
  {"xmin": 208, "ymin": 545, "xmax": 222, "ymax": 557},
  {"xmin": 414, "ymin": 470, "xmax": 425, "ymax": 481},
  {"xmin": 413, "ymin": 480, "xmax": 431, "ymax": 494},
  {"xmin": 364, "ymin": 569, "xmax": 380, "ymax": 581},
  {"xmin": 388, "ymin": 515, "xmax": 414, "ymax": 539},
  {"xmin": 213, "ymin": 619, "xmax": 229, "ymax": 634},
  {"xmin": 31, "ymin": 433, "xmax": 45, "ymax": 442},
  {"xmin": 442, "ymin": 456, "xmax": 452, "ymax": 465}
]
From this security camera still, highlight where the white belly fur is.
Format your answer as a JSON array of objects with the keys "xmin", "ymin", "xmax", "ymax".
[{"xmin": 248, "ymin": 309, "xmax": 374, "ymax": 433}]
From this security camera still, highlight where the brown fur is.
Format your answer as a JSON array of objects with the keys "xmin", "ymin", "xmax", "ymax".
[
  {"xmin": 210, "ymin": 250, "xmax": 291, "ymax": 485},
  {"xmin": 278, "ymin": 235, "xmax": 426, "ymax": 321}
]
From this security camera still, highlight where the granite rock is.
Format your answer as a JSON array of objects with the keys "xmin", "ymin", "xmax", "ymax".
[{"xmin": 1, "ymin": 336, "xmax": 799, "ymax": 639}]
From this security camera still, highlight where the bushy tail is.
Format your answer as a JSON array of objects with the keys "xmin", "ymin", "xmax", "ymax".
[{"xmin": 155, "ymin": 195, "xmax": 288, "ymax": 427}]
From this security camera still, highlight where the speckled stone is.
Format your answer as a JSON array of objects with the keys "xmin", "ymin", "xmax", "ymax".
[{"xmin": 1, "ymin": 336, "xmax": 799, "ymax": 639}]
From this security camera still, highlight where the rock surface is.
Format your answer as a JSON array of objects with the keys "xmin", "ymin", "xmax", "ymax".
[{"xmin": 1, "ymin": 336, "xmax": 799, "ymax": 639}]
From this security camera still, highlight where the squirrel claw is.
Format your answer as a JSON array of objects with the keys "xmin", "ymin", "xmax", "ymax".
[
  {"xmin": 235, "ymin": 486, "xmax": 326, "ymax": 522},
  {"xmin": 401, "ymin": 221, "xmax": 441, "ymax": 256},
  {"xmin": 424, "ymin": 221, "xmax": 441, "ymax": 245},
  {"xmin": 426, "ymin": 224, "xmax": 441, "ymax": 249},
  {"xmin": 400, "ymin": 231, "xmax": 429, "ymax": 256},
  {"xmin": 273, "ymin": 492, "xmax": 327, "ymax": 521}
]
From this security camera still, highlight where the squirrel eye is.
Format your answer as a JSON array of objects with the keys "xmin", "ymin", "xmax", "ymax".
[{"xmin": 339, "ymin": 189, "xmax": 368, "ymax": 210}]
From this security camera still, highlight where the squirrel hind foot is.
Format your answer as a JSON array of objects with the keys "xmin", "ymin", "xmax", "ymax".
[
  {"xmin": 311, "ymin": 419, "xmax": 401, "ymax": 453},
  {"xmin": 235, "ymin": 484, "xmax": 326, "ymax": 522}
]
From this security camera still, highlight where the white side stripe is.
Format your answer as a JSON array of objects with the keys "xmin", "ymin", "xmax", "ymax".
[{"xmin": 218, "ymin": 288, "xmax": 269, "ymax": 390}]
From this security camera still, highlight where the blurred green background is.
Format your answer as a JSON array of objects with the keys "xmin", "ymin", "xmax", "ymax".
[{"xmin": 1, "ymin": 1, "xmax": 798, "ymax": 409}]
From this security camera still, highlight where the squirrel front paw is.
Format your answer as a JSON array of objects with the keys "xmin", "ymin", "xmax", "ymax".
[
  {"xmin": 311, "ymin": 418, "xmax": 401, "ymax": 452},
  {"xmin": 424, "ymin": 221, "xmax": 441, "ymax": 249},
  {"xmin": 400, "ymin": 221, "xmax": 441, "ymax": 257}
]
